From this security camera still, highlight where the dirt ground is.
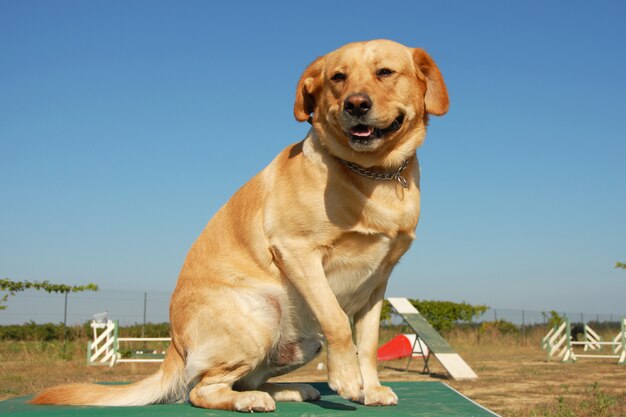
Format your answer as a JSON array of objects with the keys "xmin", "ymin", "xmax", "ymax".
[{"xmin": 1, "ymin": 340, "xmax": 625, "ymax": 416}]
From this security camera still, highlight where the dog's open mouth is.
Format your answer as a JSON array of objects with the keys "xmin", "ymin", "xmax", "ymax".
[{"xmin": 349, "ymin": 114, "xmax": 404, "ymax": 145}]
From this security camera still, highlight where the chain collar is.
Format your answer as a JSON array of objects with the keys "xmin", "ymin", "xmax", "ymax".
[
  {"xmin": 306, "ymin": 117, "xmax": 410, "ymax": 189},
  {"xmin": 338, "ymin": 158, "xmax": 410, "ymax": 189}
]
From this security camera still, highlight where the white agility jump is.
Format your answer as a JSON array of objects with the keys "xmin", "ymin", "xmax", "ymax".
[
  {"xmin": 87, "ymin": 314, "xmax": 170, "ymax": 367},
  {"xmin": 542, "ymin": 317, "xmax": 626, "ymax": 365}
]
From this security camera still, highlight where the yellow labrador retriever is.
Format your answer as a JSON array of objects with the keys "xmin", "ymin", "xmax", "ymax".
[{"xmin": 32, "ymin": 39, "xmax": 448, "ymax": 412}]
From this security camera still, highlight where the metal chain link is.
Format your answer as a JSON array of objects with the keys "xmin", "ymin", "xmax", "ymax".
[{"xmin": 339, "ymin": 159, "xmax": 410, "ymax": 189}]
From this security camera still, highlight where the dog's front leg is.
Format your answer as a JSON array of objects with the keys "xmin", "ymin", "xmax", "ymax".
[
  {"xmin": 354, "ymin": 284, "xmax": 398, "ymax": 406},
  {"xmin": 270, "ymin": 240, "xmax": 363, "ymax": 402}
]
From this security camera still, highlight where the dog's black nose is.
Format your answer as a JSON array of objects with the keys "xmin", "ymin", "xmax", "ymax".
[{"xmin": 344, "ymin": 93, "xmax": 372, "ymax": 117}]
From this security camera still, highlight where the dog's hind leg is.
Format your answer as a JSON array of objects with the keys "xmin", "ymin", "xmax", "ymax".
[
  {"xmin": 185, "ymin": 339, "xmax": 277, "ymax": 412},
  {"xmin": 182, "ymin": 288, "xmax": 285, "ymax": 412},
  {"xmin": 190, "ymin": 381, "xmax": 275, "ymax": 412},
  {"xmin": 221, "ymin": 333, "xmax": 323, "ymax": 405}
]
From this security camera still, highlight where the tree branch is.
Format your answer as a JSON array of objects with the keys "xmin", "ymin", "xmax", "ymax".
[{"xmin": 0, "ymin": 278, "xmax": 99, "ymax": 310}]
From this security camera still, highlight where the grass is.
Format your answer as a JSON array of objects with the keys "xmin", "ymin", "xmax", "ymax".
[
  {"xmin": 1, "ymin": 328, "xmax": 625, "ymax": 416},
  {"xmin": 507, "ymin": 383, "xmax": 623, "ymax": 417}
]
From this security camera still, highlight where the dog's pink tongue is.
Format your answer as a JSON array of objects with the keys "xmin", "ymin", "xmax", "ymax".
[{"xmin": 350, "ymin": 126, "xmax": 373, "ymax": 137}]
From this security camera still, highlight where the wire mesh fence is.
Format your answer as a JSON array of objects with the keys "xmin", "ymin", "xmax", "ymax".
[
  {"xmin": 1, "ymin": 288, "xmax": 624, "ymax": 328},
  {"xmin": 476, "ymin": 308, "xmax": 625, "ymax": 326},
  {"xmin": 0, "ymin": 288, "xmax": 171, "ymax": 326}
]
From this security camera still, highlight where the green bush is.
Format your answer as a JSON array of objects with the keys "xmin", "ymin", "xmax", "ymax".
[
  {"xmin": 0, "ymin": 322, "xmax": 170, "ymax": 341},
  {"xmin": 542, "ymin": 310, "xmax": 565, "ymax": 329},
  {"xmin": 120, "ymin": 322, "xmax": 170, "ymax": 338},
  {"xmin": 381, "ymin": 299, "xmax": 488, "ymax": 331},
  {"xmin": 0, "ymin": 321, "xmax": 68, "ymax": 341},
  {"xmin": 480, "ymin": 319, "xmax": 520, "ymax": 335}
]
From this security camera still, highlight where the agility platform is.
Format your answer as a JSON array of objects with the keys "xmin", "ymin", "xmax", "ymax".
[
  {"xmin": 1, "ymin": 382, "xmax": 498, "ymax": 416},
  {"xmin": 387, "ymin": 298, "xmax": 478, "ymax": 380}
]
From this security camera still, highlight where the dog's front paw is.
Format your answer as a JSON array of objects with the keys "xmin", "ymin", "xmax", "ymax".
[
  {"xmin": 328, "ymin": 376, "xmax": 363, "ymax": 403},
  {"xmin": 327, "ymin": 347, "xmax": 363, "ymax": 402},
  {"xmin": 363, "ymin": 385, "xmax": 398, "ymax": 406}
]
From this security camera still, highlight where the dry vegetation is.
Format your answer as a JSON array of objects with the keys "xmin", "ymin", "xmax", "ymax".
[{"xmin": 1, "ymin": 327, "xmax": 625, "ymax": 416}]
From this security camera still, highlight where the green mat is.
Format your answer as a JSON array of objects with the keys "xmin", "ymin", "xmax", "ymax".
[{"xmin": 1, "ymin": 382, "xmax": 498, "ymax": 417}]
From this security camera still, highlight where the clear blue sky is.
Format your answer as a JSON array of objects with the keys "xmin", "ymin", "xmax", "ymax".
[{"xmin": 1, "ymin": 1, "xmax": 625, "ymax": 322}]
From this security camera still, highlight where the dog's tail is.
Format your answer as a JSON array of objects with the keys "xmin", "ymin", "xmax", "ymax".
[{"xmin": 31, "ymin": 344, "xmax": 186, "ymax": 406}]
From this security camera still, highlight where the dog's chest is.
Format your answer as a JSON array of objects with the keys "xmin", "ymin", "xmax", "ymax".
[
  {"xmin": 322, "ymin": 229, "xmax": 413, "ymax": 316},
  {"xmin": 320, "ymin": 185, "xmax": 419, "ymax": 315}
]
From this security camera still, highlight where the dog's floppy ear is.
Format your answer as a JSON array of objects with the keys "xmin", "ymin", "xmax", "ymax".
[
  {"xmin": 412, "ymin": 48, "xmax": 449, "ymax": 116},
  {"xmin": 294, "ymin": 56, "xmax": 326, "ymax": 122}
]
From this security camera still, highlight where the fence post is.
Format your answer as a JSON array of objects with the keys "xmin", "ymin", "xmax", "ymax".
[
  {"xmin": 521, "ymin": 310, "xmax": 526, "ymax": 343},
  {"xmin": 142, "ymin": 292, "xmax": 147, "ymax": 339},
  {"xmin": 63, "ymin": 292, "xmax": 69, "ymax": 357}
]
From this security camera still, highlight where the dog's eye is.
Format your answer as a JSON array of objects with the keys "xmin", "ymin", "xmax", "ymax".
[
  {"xmin": 331, "ymin": 72, "xmax": 347, "ymax": 82},
  {"xmin": 376, "ymin": 68, "xmax": 395, "ymax": 77}
]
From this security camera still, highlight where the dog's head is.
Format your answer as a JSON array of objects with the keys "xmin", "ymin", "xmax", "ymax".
[{"xmin": 294, "ymin": 40, "xmax": 448, "ymax": 168}]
